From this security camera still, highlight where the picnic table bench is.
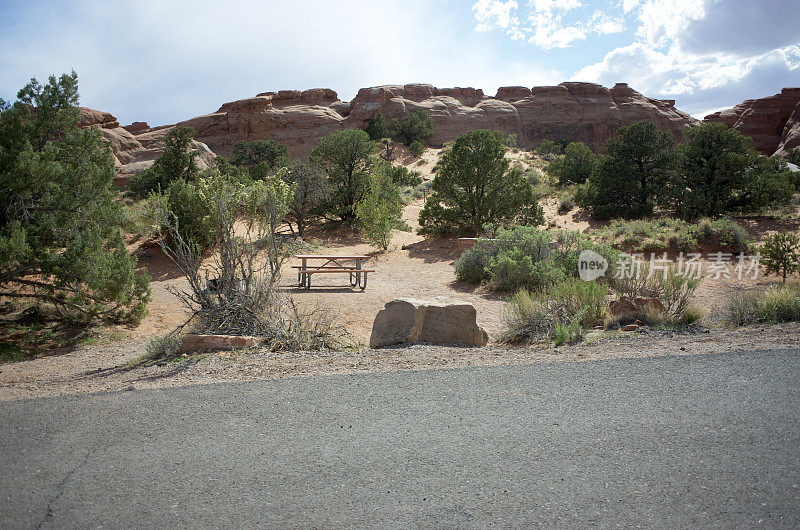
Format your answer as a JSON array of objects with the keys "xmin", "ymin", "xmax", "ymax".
[{"xmin": 292, "ymin": 255, "xmax": 374, "ymax": 290}]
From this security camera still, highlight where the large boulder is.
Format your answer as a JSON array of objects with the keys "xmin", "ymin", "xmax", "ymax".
[{"xmin": 369, "ymin": 297, "xmax": 489, "ymax": 348}]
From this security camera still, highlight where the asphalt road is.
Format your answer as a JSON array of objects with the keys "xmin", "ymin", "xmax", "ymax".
[{"xmin": 2, "ymin": 348, "xmax": 800, "ymax": 528}]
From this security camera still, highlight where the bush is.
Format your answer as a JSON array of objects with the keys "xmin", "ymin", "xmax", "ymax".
[
  {"xmin": 610, "ymin": 261, "xmax": 701, "ymax": 319},
  {"xmin": 231, "ymin": 139, "xmax": 289, "ymax": 170},
  {"xmin": 456, "ymin": 226, "xmax": 617, "ymax": 292},
  {"xmin": 129, "ymin": 126, "xmax": 198, "ymax": 198},
  {"xmin": 726, "ymin": 284, "xmax": 800, "ymax": 326},
  {"xmin": 546, "ymin": 142, "xmax": 596, "ymax": 185},
  {"xmin": 594, "ymin": 217, "xmax": 751, "ymax": 253},
  {"xmin": 284, "ymin": 160, "xmax": 328, "ymax": 237},
  {"xmin": 557, "ymin": 196, "xmax": 575, "ymax": 215},
  {"xmin": 536, "ymin": 139, "xmax": 562, "ymax": 156},
  {"xmin": 365, "ymin": 113, "xmax": 390, "ymax": 140},
  {"xmin": 162, "ymin": 178, "xmax": 213, "ymax": 249},
  {"xmin": 390, "ymin": 109, "xmax": 434, "ymax": 145},
  {"xmin": 355, "ymin": 165, "xmax": 402, "ymax": 250},
  {"xmin": 454, "ymin": 246, "xmax": 489, "ymax": 283},
  {"xmin": 419, "ymin": 130, "xmax": 543, "ymax": 236},
  {"xmin": 409, "ymin": 139, "xmax": 425, "ymax": 157},
  {"xmin": 501, "ymin": 279, "xmax": 606, "ymax": 344},
  {"xmin": 761, "ymin": 231, "xmax": 800, "ymax": 283}
]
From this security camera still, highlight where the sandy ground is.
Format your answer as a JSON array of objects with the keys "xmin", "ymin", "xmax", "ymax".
[{"xmin": 2, "ymin": 147, "xmax": 799, "ymax": 401}]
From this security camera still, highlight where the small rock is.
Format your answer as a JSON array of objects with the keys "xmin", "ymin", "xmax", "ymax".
[
  {"xmin": 679, "ymin": 346, "xmax": 686, "ymax": 351},
  {"xmin": 622, "ymin": 324, "xmax": 639, "ymax": 332},
  {"xmin": 634, "ymin": 319, "xmax": 644, "ymax": 326}
]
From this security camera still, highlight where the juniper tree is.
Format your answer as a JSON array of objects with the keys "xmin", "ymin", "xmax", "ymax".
[{"xmin": 0, "ymin": 72, "xmax": 150, "ymax": 323}]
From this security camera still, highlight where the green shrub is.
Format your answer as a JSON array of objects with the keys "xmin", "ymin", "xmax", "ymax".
[
  {"xmin": 553, "ymin": 316, "xmax": 585, "ymax": 346},
  {"xmin": 726, "ymin": 284, "xmax": 800, "ymax": 326},
  {"xmin": 454, "ymin": 246, "xmax": 489, "ymax": 283},
  {"xmin": 162, "ymin": 178, "xmax": 213, "ymax": 249},
  {"xmin": 365, "ymin": 113, "xmax": 390, "ymax": 140},
  {"xmin": 355, "ymin": 165, "xmax": 403, "ymax": 250},
  {"xmin": 409, "ymin": 140, "xmax": 425, "ymax": 157},
  {"xmin": 390, "ymin": 109, "xmax": 434, "ymax": 145},
  {"xmin": 457, "ymin": 225, "xmax": 617, "ymax": 292},
  {"xmin": 546, "ymin": 142, "xmax": 596, "ymax": 185},
  {"xmin": 232, "ymin": 139, "xmax": 288, "ymax": 169},
  {"xmin": 129, "ymin": 126, "xmax": 199, "ymax": 198},
  {"xmin": 593, "ymin": 217, "xmax": 750, "ymax": 253},
  {"xmin": 610, "ymin": 261, "xmax": 701, "ymax": 320},
  {"xmin": 502, "ymin": 279, "xmax": 606, "ymax": 344},
  {"xmin": 761, "ymin": 231, "xmax": 800, "ymax": 283}
]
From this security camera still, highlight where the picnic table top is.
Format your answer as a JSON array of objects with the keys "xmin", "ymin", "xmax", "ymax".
[{"xmin": 293, "ymin": 254, "xmax": 372, "ymax": 260}]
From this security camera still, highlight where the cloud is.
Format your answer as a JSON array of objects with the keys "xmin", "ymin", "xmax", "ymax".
[
  {"xmin": 473, "ymin": 0, "xmax": 522, "ymax": 38},
  {"xmin": 572, "ymin": 0, "xmax": 799, "ymax": 114}
]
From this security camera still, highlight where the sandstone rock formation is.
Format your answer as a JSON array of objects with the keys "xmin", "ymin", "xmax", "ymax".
[
  {"xmin": 704, "ymin": 88, "xmax": 800, "ymax": 155},
  {"xmin": 164, "ymin": 82, "xmax": 698, "ymax": 158},
  {"xmin": 369, "ymin": 297, "xmax": 489, "ymax": 348},
  {"xmin": 78, "ymin": 108, "xmax": 216, "ymax": 184}
]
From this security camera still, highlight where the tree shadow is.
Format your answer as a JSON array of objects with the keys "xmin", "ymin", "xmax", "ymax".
[
  {"xmin": 134, "ymin": 241, "xmax": 184, "ymax": 281},
  {"xmin": 447, "ymin": 280, "xmax": 508, "ymax": 302},
  {"xmin": 403, "ymin": 237, "xmax": 462, "ymax": 264},
  {"xmin": 570, "ymin": 209, "xmax": 608, "ymax": 231}
]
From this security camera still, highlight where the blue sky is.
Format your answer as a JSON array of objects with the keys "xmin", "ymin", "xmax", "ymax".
[{"xmin": 1, "ymin": 0, "xmax": 798, "ymax": 126}]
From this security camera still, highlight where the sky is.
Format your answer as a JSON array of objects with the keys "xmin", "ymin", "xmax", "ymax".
[{"xmin": 1, "ymin": 0, "xmax": 798, "ymax": 126}]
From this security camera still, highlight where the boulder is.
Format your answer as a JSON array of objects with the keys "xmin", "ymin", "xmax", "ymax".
[
  {"xmin": 180, "ymin": 334, "xmax": 260, "ymax": 352},
  {"xmin": 369, "ymin": 297, "xmax": 488, "ymax": 348}
]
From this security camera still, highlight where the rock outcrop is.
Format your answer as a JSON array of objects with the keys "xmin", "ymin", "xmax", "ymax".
[
  {"xmin": 704, "ymin": 88, "xmax": 800, "ymax": 155},
  {"xmin": 369, "ymin": 297, "xmax": 489, "ymax": 348},
  {"xmin": 162, "ymin": 82, "xmax": 698, "ymax": 158},
  {"xmin": 78, "ymin": 108, "xmax": 216, "ymax": 184}
]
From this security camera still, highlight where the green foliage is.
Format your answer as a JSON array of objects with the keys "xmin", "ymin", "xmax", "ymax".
[
  {"xmin": 310, "ymin": 129, "xmax": 375, "ymax": 222},
  {"xmin": 505, "ymin": 133, "xmax": 518, "ymax": 149},
  {"xmin": 231, "ymin": 139, "xmax": 289, "ymax": 169},
  {"xmin": 0, "ymin": 71, "xmax": 150, "ymax": 323},
  {"xmin": 785, "ymin": 147, "xmax": 800, "ymax": 167},
  {"xmin": 129, "ymin": 126, "xmax": 199, "ymax": 198},
  {"xmin": 390, "ymin": 109, "xmax": 434, "ymax": 145},
  {"xmin": 365, "ymin": 113, "xmax": 390, "ymax": 141},
  {"xmin": 162, "ymin": 179, "xmax": 213, "ymax": 249},
  {"xmin": 502, "ymin": 279, "xmax": 606, "ymax": 344},
  {"xmin": 355, "ymin": 165, "xmax": 403, "ymax": 250},
  {"xmin": 609, "ymin": 261, "xmax": 701, "ymax": 319},
  {"xmin": 455, "ymin": 225, "xmax": 618, "ymax": 292},
  {"xmin": 584, "ymin": 120, "xmax": 675, "ymax": 220},
  {"xmin": 409, "ymin": 139, "xmax": 425, "ymax": 157},
  {"xmin": 726, "ymin": 283, "xmax": 800, "ymax": 326},
  {"xmin": 594, "ymin": 217, "xmax": 751, "ymax": 253},
  {"xmin": 377, "ymin": 161, "xmax": 423, "ymax": 187},
  {"xmin": 546, "ymin": 141, "xmax": 596, "ymax": 185},
  {"xmin": 761, "ymin": 231, "xmax": 800, "ymax": 283},
  {"xmin": 673, "ymin": 123, "xmax": 794, "ymax": 218},
  {"xmin": 284, "ymin": 160, "xmax": 328, "ymax": 237},
  {"xmin": 419, "ymin": 130, "xmax": 543, "ymax": 235},
  {"xmin": 536, "ymin": 139, "xmax": 562, "ymax": 156}
]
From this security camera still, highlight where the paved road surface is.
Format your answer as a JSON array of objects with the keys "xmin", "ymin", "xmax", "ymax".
[{"xmin": 2, "ymin": 349, "xmax": 799, "ymax": 528}]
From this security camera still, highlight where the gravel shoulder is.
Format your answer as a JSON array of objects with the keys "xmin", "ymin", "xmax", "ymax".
[{"xmin": 2, "ymin": 322, "xmax": 798, "ymax": 402}]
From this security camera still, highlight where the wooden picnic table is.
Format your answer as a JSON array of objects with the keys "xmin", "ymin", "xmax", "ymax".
[{"xmin": 292, "ymin": 255, "xmax": 374, "ymax": 290}]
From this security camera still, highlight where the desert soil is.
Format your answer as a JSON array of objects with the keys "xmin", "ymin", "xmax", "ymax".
[{"xmin": 1, "ymin": 147, "xmax": 798, "ymax": 401}]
